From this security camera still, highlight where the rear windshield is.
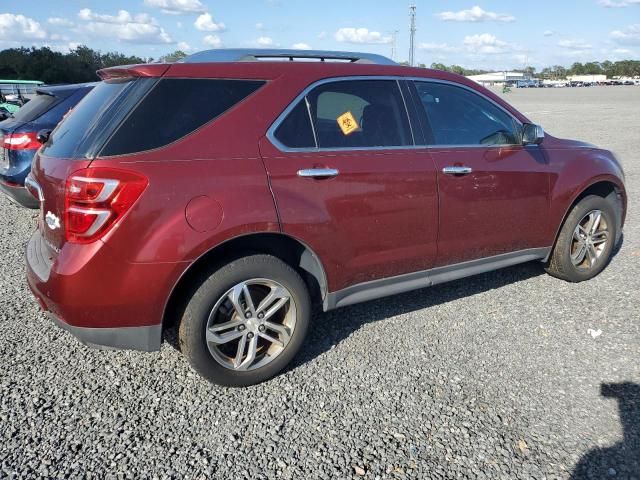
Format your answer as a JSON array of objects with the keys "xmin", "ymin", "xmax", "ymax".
[
  {"xmin": 11, "ymin": 94, "xmax": 58, "ymax": 123},
  {"xmin": 41, "ymin": 78, "xmax": 152, "ymax": 159},
  {"xmin": 41, "ymin": 77, "xmax": 265, "ymax": 159}
]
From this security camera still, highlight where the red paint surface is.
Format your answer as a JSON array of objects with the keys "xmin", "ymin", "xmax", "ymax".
[{"xmin": 26, "ymin": 61, "xmax": 627, "ymax": 330}]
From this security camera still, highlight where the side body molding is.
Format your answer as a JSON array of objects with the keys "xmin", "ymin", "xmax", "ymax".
[{"xmin": 324, "ymin": 247, "xmax": 551, "ymax": 310}]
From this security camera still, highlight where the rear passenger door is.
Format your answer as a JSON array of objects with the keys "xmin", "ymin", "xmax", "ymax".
[
  {"xmin": 259, "ymin": 78, "xmax": 439, "ymax": 294},
  {"xmin": 409, "ymin": 80, "xmax": 550, "ymax": 266}
]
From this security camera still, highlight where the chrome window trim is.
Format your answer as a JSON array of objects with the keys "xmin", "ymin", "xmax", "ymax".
[
  {"xmin": 266, "ymin": 75, "xmax": 526, "ymax": 154},
  {"xmin": 267, "ymin": 76, "xmax": 416, "ymax": 153}
]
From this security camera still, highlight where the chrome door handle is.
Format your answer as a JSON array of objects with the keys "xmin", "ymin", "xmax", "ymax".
[
  {"xmin": 297, "ymin": 168, "xmax": 339, "ymax": 179},
  {"xmin": 442, "ymin": 166, "xmax": 473, "ymax": 176}
]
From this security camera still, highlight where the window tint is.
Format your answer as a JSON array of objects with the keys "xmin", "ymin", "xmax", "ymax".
[
  {"xmin": 101, "ymin": 79, "xmax": 265, "ymax": 156},
  {"xmin": 11, "ymin": 93, "xmax": 58, "ymax": 123},
  {"xmin": 41, "ymin": 78, "xmax": 153, "ymax": 159},
  {"xmin": 274, "ymin": 99, "xmax": 315, "ymax": 148},
  {"xmin": 307, "ymin": 80, "xmax": 412, "ymax": 149},
  {"xmin": 37, "ymin": 90, "xmax": 89, "ymax": 126},
  {"xmin": 413, "ymin": 82, "xmax": 519, "ymax": 146}
]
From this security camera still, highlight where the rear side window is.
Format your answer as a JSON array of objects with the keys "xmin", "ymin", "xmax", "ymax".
[
  {"xmin": 271, "ymin": 79, "xmax": 413, "ymax": 150},
  {"xmin": 101, "ymin": 79, "xmax": 265, "ymax": 156},
  {"xmin": 273, "ymin": 99, "xmax": 315, "ymax": 149},
  {"xmin": 308, "ymin": 80, "xmax": 412, "ymax": 149},
  {"xmin": 413, "ymin": 81, "xmax": 519, "ymax": 146}
]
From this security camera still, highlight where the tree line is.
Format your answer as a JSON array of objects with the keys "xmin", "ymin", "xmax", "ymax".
[
  {"xmin": 0, "ymin": 46, "xmax": 152, "ymax": 84},
  {"xmin": 0, "ymin": 46, "xmax": 638, "ymax": 84},
  {"xmin": 428, "ymin": 60, "xmax": 640, "ymax": 79}
]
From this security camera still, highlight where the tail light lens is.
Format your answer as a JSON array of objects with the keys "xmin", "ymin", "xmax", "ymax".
[
  {"xmin": 64, "ymin": 168, "xmax": 148, "ymax": 244},
  {"xmin": 3, "ymin": 132, "xmax": 41, "ymax": 150}
]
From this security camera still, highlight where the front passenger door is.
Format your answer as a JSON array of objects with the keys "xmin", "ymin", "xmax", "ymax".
[{"xmin": 411, "ymin": 80, "xmax": 550, "ymax": 267}]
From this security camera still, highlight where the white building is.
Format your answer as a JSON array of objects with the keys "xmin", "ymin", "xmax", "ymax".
[
  {"xmin": 567, "ymin": 74, "xmax": 607, "ymax": 83},
  {"xmin": 466, "ymin": 71, "xmax": 531, "ymax": 86}
]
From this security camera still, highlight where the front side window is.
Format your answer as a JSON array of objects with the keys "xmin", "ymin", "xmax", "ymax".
[{"xmin": 413, "ymin": 81, "xmax": 519, "ymax": 146}]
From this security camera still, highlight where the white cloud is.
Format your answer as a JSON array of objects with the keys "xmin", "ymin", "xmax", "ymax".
[
  {"xmin": 0, "ymin": 13, "xmax": 47, "ymax": 41},
  {"xmin": 48, "ymin": 17, "xmax": 74, "ymax": 28},
  {"xmin": 203, "ymin": 34, "xmax": 222, "ymax": 48},
  {"xmin": 143, "ymin": 0, "xmax": 207, "ymax": 15},
  {"xmin": 418, "ymin": 42, "xmax": 459, "ymax": 53},
  {"xmin": 437, "ymin": 6, "xmax": 515, "ymax": 23},
  {"xmin": 613, "ymin": 47, "xmax": 635, "ymax": 54},
  {"xmin": 257, "ymin": 36, "xmax": 275, "ymax": 46},
  {"xmin": 256, "ymin": 22, "xmax": 264, "ymax": 30},
  {"xmin": 543, "ymin": 30, "xmax": 554, "ymax": 37},
  {"xmin": 611, "ymin": 24, "xmax": 640, "ymax": 45},
  {"xmin": 598, "ymin": 0, "xmax": 640, "ymax": 7},
  {"xmin": 177, "ymin": 41, "xmax": 192, "ymax": 51},
  {"xmin": 78, "ymin": 9, "xmax": 173, "ymax": 44},
  {"xmin": 78, "ymin": 9, "xmax": 155, "ymax": 25},
  {"xmin": 318, "ymin": 31, "xmax": 327, "ymax": 39},
  {"xmin": 463, "ymin": 33, "xmax": 513, "ymax": 54},
  {"xmin": 334, "ymin": 27, "xmax": 391, "ymax": 45},
  {"xmin": 194, "ymin": 13, "xmax": 225, "ymax": 32},
  {"xmin": 558, "ymin": 39, "xmax": 593, "ymax": 50},
  {"xmin": 292, "ymin": 42, "xmax": 312, "ymax": 50}
]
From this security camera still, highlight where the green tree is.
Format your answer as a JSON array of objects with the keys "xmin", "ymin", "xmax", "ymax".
[{"xmin": 160, "ymin": 50, "xmax": 188, "ymax": 63}]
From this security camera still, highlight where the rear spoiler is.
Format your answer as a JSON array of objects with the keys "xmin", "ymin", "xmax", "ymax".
[{"xmin": 97, "ymin": 63, "xmax": 170, "ymax": 81}]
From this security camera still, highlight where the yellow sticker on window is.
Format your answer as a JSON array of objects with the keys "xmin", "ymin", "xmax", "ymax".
[{"xmin": 337, "ymin": 111, "xmax": 359, "ymax": 136}]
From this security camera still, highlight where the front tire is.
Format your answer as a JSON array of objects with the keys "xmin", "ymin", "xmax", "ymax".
[
  {"xmin": 546, "ymin": 195, "xmax": 618, "ymax": 282},
  {"xmin": 178, "ymin": 254, "xmax": 311, "ymax": 387}
]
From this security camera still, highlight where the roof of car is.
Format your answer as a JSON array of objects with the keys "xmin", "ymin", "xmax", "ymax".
[
  {"xmin": 36, "ymin": 82, "xmax": 98, "ymax": 97},
  {"xmin": 180, "ymin": 48, "xmax": 398, "ymax": 65}
]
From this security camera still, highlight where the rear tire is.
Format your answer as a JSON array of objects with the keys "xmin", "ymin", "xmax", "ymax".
[
  {"xmin": 178, "ymin": 254, "xmax": 311, "ymax": 387},
  {"xmin": 545, "ymin": 195, "xmax": 618, "ymax": 282}
]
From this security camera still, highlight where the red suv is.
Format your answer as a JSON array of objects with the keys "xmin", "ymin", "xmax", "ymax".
[{"xmin": 26, "ymin": 49, "xmax": 627, "ymax": 386}]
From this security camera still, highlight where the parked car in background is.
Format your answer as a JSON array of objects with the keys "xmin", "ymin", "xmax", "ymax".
[
  {"xmin": 0, "ymin": 82, "xmax": 95, "ymax": 208},
  {"xmin": 25, "ymin": 49, "xmax": 627, "ymax": 387}
]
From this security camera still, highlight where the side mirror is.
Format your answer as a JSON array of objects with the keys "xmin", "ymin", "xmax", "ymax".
[
  {"xmin": 36, "ymin": 129, "xmax": 52, "ymax": 144},
  {"xmin": 522, "ymin": 123, "xmax": 544, "ymax": 146}
]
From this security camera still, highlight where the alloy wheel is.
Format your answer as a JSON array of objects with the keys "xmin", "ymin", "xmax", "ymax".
[
  {"xmin": 205, "ymin": 278, "xmax": 296, "ymax": 371},
  {"xmin": 570, "ymin": 209, "xmax": 609, "ymax": 270}
]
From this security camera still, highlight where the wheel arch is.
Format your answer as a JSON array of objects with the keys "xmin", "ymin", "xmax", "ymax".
[
  {"xmin": 162, "ymin": 232, "xmax": 328, "ymax": 331},
  {"xmin": 549, "ymin": 178, "xmax": 626, "ymax": 259}
]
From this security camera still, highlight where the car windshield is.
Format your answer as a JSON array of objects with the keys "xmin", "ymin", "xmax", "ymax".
[{"xmin": 11, "ymin": 93, "xmax": 58, "ymax": 123}]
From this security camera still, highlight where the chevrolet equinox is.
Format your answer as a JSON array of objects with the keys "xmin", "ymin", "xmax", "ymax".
[{"xmin": 25, "ymin": 49, "xmax": 627, "ymax": 386}]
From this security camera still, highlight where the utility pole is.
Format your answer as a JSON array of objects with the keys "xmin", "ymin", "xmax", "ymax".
[
  {"xmin": 391, "ymin": 30, "xmax": 399, "ymax": 61},
  {"xmin": 409, "ymin": 4, "xmax": 416, "ymax": 66}
]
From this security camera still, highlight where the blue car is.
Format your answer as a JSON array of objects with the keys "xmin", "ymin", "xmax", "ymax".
[{"xmin": 0, "ymin": 82, "xmax": 95, "ymax": 208}]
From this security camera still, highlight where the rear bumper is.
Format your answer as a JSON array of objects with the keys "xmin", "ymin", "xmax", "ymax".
[
  {"xmin": 0, "ymin": 178, "xmax": 39, "ymax": 209},
  {"xmin": 48, "ymin": 312, "xmax": 161, "ymax": 352},
  {"xmin": 25, "ymin": 228, "xmax": 183, "ymax": 352}
]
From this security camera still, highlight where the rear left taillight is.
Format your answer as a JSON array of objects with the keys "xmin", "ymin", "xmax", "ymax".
[
  {"xmin": 64, "ymin": 168, "xmax": 148, "ymax": 244},
  {"xmin": 3, "ymin": 132, "xmax": 41, "ymax": 150}
]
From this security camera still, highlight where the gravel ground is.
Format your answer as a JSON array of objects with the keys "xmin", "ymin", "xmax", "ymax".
[{"xmin": 1, "ymin": 86, "xmax": 639, "ymax": 479}]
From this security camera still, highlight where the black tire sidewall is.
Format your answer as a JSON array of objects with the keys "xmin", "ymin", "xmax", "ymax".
[
  {"xmin": 179, "ymin": 255, "xmax": 311, "ymax": 387},
  {"xmin": 556, "ymin": 195, "xmax": 618, "ymax": 282}
]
